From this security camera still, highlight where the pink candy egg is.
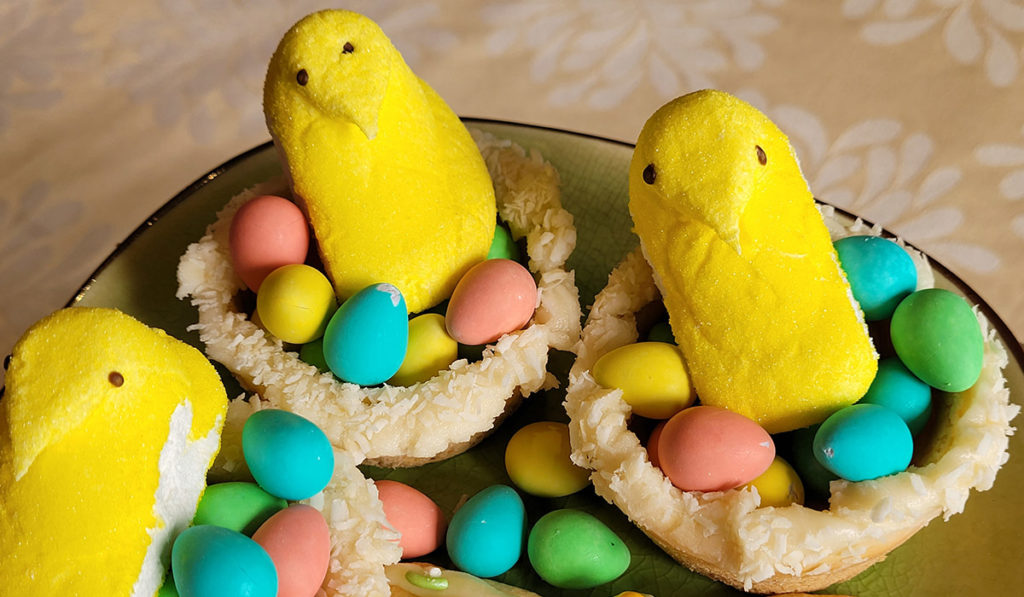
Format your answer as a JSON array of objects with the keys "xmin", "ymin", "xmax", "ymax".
[
  {"xmin": 647, "ymin": 421, "xmax": 665, "ymax": 469},
  {"xmin": 376, "ymin": 480, "xmax": 446, "ymax": 559},
  {"xmin": 251, "ymin": 504, "xmax": 330, "ymax": 597},
  {"xmin": 657, "ymin": 406, "xmax": 775, "ymax": 492},
  {"xmin": 445, "ymin": 259, "xmax": 537, "ymax": 345},
  {"xmin": 229, "ymin": 195, "xmax": 309, "ymax": 291}
]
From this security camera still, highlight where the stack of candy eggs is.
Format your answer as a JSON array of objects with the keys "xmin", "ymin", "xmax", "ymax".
[
  {"xmin": 229, "ymin": 194, "xmax": 538, "ymax": 387},
  {"xmin": 164, "ymin": 409, "xmax": 334, "ymax": 597},
  {"xmin": 593, "ymin": 234, "xmax": 985, "ymax": 505},
  {"xmin": 376, "ymin": 420, "xmax": 633, "ymax": 591}
]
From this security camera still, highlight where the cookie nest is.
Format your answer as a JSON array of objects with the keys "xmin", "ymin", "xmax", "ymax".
[
  {"xmin": 565, "ymin": 207, "xmax": 1018, "ymax": 594},
  {"xmin": 178, "ymin": 131, "xmax": 580, "ymax": 467}
]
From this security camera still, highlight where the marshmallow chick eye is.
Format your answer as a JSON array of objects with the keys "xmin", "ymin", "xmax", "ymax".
[
  {"xmin": 296, "ymin": 69, "xmax": 308, "ymax": 86},
  {"xmin": 342, "ymin": 41, "xmax": 354, "ymax": 54},
  {"xmin": 756, "ymin": 145, "xmax": 767, "ymax": 166},
  {"xmin": 642, "ymin": 163, "xmax": 656, "ymax": 185}
]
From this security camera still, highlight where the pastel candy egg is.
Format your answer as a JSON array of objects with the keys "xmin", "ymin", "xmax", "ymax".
[
  {"xmin": 388, "ymin": 313, "xmax": 458, "ymax": 386},
  {"xmin": 446, "ymin": 485, "xmax": 525, "ymax": 577},
  {"xmin": 658, "ymin": 406, "xmax": 775, "ymax": 492},
  {"xmin": 171, "ymin": 525, "xmax": 277, "ymax": 597},
  {"xmin": 256, "ymin": 264, "xmax": 336, "ymax": 344},
  {"xmin": 646, "ymin": 421, "xmax": 666, "ymax": 468},
  {"xmin": 645, "ymin": 320, "xmax": 675, "ymax": 344},
  {"xmin": 299, "ymin": 338, "xmax": 329, "ymax": 373},
  {"xmin": 593, "ymin": 342, "xmax": 693, "ymax": 419},
  {"xmin": 859, "ymin": 356, "xmax": 933, "ymax": 435},
  {"xmin": 787, "ymin": 424, "xmax": 838, "ymax": 500},
  {"xmin": 890, "ymin": 288, "xmax": 984, "ymax": 392},
  {"xmin": 252, "ymin": 504, "xmax": 331, "ymax": 597},
  {"xmin": 376, "ymin": 480, "xmax": 447, "ymax": 559},
  {"xmin": 323, "ymin": 283, "xmax": 409, "ymax": 386},
  {"xmin": 487, "ymin": 222, "xmax": 519, "ymax": 261},
  {"xmin": 834, "ymin": 235, "xmax": 917, "ymax": 321},
  {"xmin": 242, "ymin": 409, "xmax": 335, "ymax": 500},
  {"xmin": 229, "ymin": 195, "xmax": 309, "ymax": 291},
  {"xmin": 744, "ymin": 456, "xmax": 804, "ymax": 508},
  {"xmin": 504, "ymin": 421, "xmax": 590, "ymax": 497},
  {"xmin": 157, "ymin": 577, "xmax": 179, "ymax": 597},
  {"xmin": 192, "ymin": 482, "xmax": 287, "ymax": 535},
  {"xmin": 813, "ymin": 404, "xmax": 913, "ymax": 481},
  {"xmin": 527, "ymin": 509, "xmax": 630, "ymax": 589},
  {"xmin": 445, "ymin": 259, "xmax": 537, "ymax": 346}
]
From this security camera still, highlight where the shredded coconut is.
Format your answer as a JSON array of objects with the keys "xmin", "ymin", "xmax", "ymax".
[{"xmin": 565, "ymin": 218, "xmax": 1018, "ymax": 593}]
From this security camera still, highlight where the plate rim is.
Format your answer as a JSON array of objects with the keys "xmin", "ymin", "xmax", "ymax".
[{"xmin": 66, "ymin": 118, "xmax": 1024, "ymax": 370}]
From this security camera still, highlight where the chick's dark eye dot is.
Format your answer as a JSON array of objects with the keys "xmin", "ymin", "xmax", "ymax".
[
  {"xmin": 643, "ymin": 163, "xmax": 656, "ymax": 185},
  {"xmin": 756, "ymin": 145, "xmax": 767, "ymax": 166},
  {"xmin": 109, "ymin": 371, "xmax": 124, "ymax": 387},
  {"xmin": 343, "ymin": 42, "xmax": 354, "ymax": 54},
  {"xmin": 296, "ymin": 69, "xmax": 309, "ymax": 86},
  {"xmin": 3, "ymin": 354, "xmax": 10, "ymax": 370}
]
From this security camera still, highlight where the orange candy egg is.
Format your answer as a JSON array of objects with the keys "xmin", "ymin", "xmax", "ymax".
[
  {"xmin": 657, "ymin": 406, "xmax": 775, "ymax": 492},
  {"xmin": 251, "ymin": 504, "xmax": 330, "ymax": 597},
  {"xmin": 229, "ymin": 195, "xmax": 309, "ymax": 291},
  {"xmin": 376, "ymin": 480, "xmax": 446, "ymax": 559},
  {"xmin": 445, "ymin": 259, "xmax": 537, "ymax": 345}
]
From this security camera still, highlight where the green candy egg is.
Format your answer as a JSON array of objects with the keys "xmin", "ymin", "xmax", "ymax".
[
  {"xmin": 786, "ymin": 425, "xmax": 838, "ymax": 501},
  {"xmin": 890, "ymin": 288, "xmax": 983, "ymax": 392},
  {"xmin": 299, "ymin": 338, "xmax": 330, "ymax": 373},
  {"xmin": 645, "ymin": 320, "xmax": 675, "ymax": 344},
  {"xmin": 193, "ymin": 482, "xmax": 288, "ymax": 536},
  {"xmin": 527, "ymin": 509, "xmax": 630, "ymax": 589},
  {"xmin": 487, "ymin": 222, "xmax": 519, "ymax": 261}
]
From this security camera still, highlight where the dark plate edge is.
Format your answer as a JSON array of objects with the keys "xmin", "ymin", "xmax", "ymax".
[{"xmin": 65, "ymin": 119, "xmax": 1024, "ymax": 373}]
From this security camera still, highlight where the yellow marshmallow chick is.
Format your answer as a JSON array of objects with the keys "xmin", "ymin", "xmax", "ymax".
[
  {"xmin": 628, "ymin": 90, "xmax": 877, "ymax": 433},
  {"xmin": 264, "ymin": 9, "xmax": 496, "ymax": 313},
  {"xmin": 0, "ymin": 307, "xmax": 227, "ymax": 596}
]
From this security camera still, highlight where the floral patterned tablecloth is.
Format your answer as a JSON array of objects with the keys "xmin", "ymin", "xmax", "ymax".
[{"xmin": 2, "ymin": 0, "xmax": 1023, "ymax": 358}]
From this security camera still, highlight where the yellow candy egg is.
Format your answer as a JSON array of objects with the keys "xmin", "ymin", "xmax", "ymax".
[
  {"xmin": 592, "ymin": 342, "xmax": 694, "ymax": 419},
  {"xmin": 745, "ymin": 455, "xmax": 805, "ymax": 508},
  {"xmin": 505, "ymin": 422, "xmax": 590, "ymax": 497},
  {"xmin": 256, "ymin": 264, "xmax": 337, "ymax": 344},
  {"xmin": 389, "ymin": 313, "xmax": 458, "ymax": 386}
]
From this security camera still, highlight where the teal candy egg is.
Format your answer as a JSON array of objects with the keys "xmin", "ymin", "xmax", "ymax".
[
  {"xmin": 171, "ymin": 525, "xmax": 277, "ymax": 597},
  {"xmin": 527, "ymin": 509, "xmax": 630, "ymax": 589},
  {"xmin": 813, "ymin": 404, "xmax": 913, "ymax": 481},
  {"xmin": 192, "ymin": 482, "xmax": 288, "ymax": 535},
  {"xmin": 323, "ymin": 283, "xmax": 409, "ymax": 386},
  {"xmin": 487, "ymin": 222, "xmax": 519, "ymax": 261},
  {"xmin": 859, "ymin": 357, "xmax": 933, "ymax": 435},
  {"xmin": 446, "ymin": 485, "xmax": 525, "ymax": 578},
  {"xmin": 834, "ymin": 235, "xmax": 917, "ymax": 321},
  {"xmin": 242, "ymin": 409, "xmax": 334, "ymax": 500},
  {"xmin": 890, "ymin": 288, "xmax": 984, "ymax": 392}
]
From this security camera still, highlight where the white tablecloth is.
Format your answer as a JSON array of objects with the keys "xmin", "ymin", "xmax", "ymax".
[{"xmin": 3, "ymin": 0, "xmax": 1023, "ymax": 358}]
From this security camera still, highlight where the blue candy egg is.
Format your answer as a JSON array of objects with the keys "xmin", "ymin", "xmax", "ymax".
[
  {"xmin": 859, "ymin": 357, "xmax": 933, "ymax": 435},
  {"xmin": 446, "ymin": 485, "xmax": 525, "ymax": 578},
  {"xmin": 171, "ymin": 525, "xmax": 277, "ymax": 597},
  {"xmin": 813, "ymin": 404, "xmax": 913, "ymax": 481},
  {"xmin": 242, "ymin": 409, "xmax": 334, "ymax": 500},
  {"xmin": 834, "ymin": 235, "xmax": 917, "ymax": 321},
  {"xmin": 323, "ymin": 283, "xmax": 409, "ymax": 386}
]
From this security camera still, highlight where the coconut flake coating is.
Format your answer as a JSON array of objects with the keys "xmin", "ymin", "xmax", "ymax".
[
  {"xmin": 566, "ymin": 209, "xmax": 1018, "ymax": 593},
  {"xmin": 177, "ymin": 132, "xmax": 580, "ymax": 467}
]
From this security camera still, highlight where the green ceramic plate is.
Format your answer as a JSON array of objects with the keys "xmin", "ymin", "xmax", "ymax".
[{"xmin": 71, "ymin": 121, "xmax": 1024, "ymax": 596}]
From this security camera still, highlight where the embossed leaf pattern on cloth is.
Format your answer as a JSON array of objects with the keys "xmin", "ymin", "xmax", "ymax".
[{"xmin": 1, "ymin": 0, "xmax": 1022, "ymax": 359}]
